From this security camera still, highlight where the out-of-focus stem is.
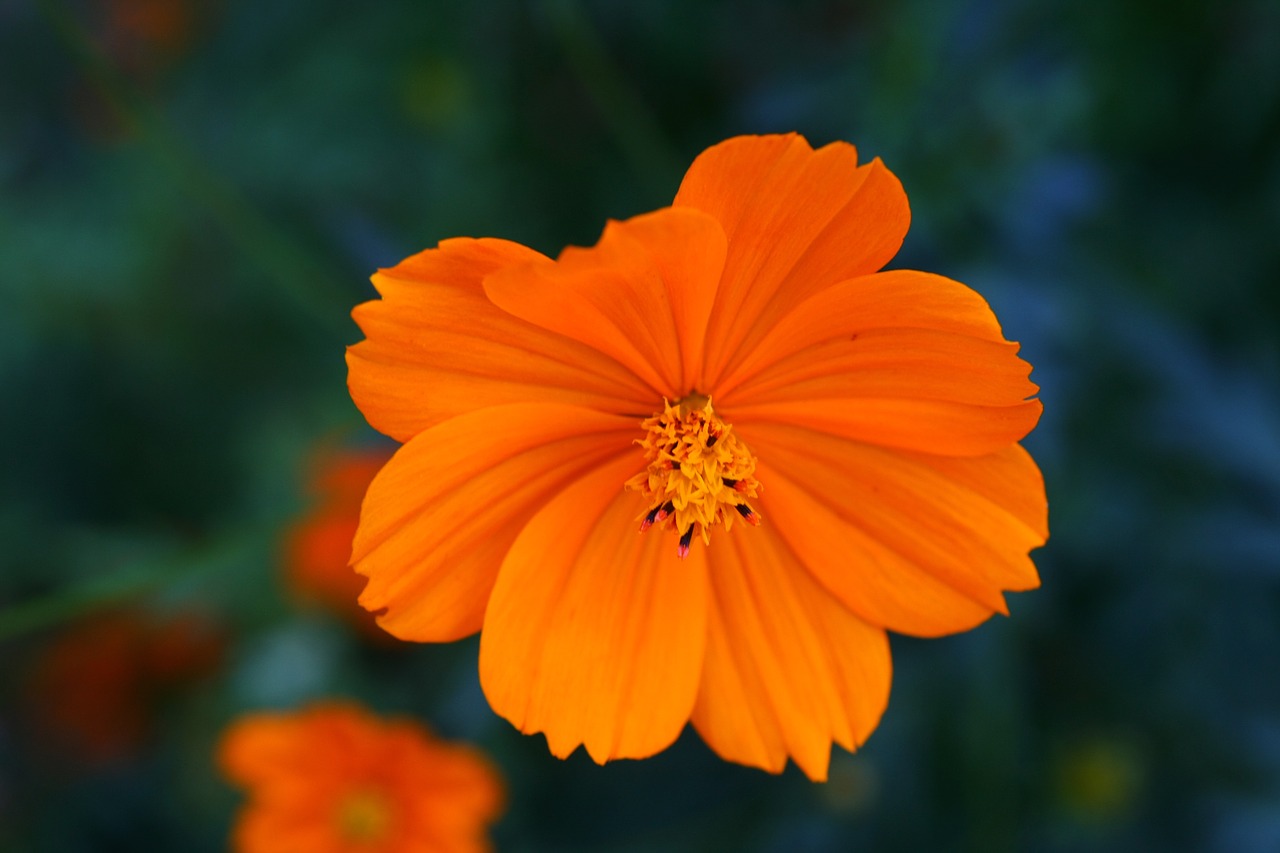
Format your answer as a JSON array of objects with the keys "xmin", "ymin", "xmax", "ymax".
[
  {"xmin": 34, "ymin": 0, "xmax": 352, "ymax": 336},
  {"xmin": 545, "ymin": 0, "xmax": 683, "ymax": 194}
]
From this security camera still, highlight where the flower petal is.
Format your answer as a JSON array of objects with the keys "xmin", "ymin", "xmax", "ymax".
[
  {"xmin": 717, "ymin": 269, "xmax": 1017, "ymax": 396},
  {"xmin": 479, "ymin": 455, "xmax": 709, "ymax": 764},
  {"xmin": 353, "ymin": 404, "xmax": 637, "ymax": 642},
  {"xmin": 403, "ymin": 747, "xmax": 505, "ymax": 818},
  {"xmin": 910, "ymin": 443, "xmax": 1049, "ymax": 542},
  {"xmin": 742, "ymin": 423, "xmax": 1045, "ymax": 637},
  {"xmin": 597, "ymin": 207, "xmax": 727, "ymax": 393},
  {"xmin": 719, "ymin": 272, "xmax": 1042, "ymax": 456},
  {"xmin": 482, "ymin": 208, "xmax": 725, "ymax": 399},
  {"xmin": 348, "ymin": 237, "xmax": 653, "ymax": 442},
  {"xmin": 673, "ymin": 133, "xmax": 909, "ymax": 388},
  {"xmin": 691, "ymin": 526, "xmax": 891, "ymax": 781},
  {"xmin": 397, "ymin": 736, "xmax": 506, "ymax": 844},
  {"xmin": 234, "ymin": 804, "xmax": 342, "ymax": 853},
  {"xmin": 728, "ymin": 397, "xmax": 1042, "ymax": 457},
  {"xmin": 219, "ymin": 713, "xmax": 311, "ymax": 786},
  {"xmin": 220, "ymin": 712, "xmax": 351, "ymax": 853},
  {"xmin": 722, "ymin": 329, "xmax": 1038, "ymax": 408}
]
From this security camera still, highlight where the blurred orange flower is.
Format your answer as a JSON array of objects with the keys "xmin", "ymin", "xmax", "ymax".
[
  {"xmin": 71, "ymin": 0, "xmax": 200, "ymax": 140},
  {"xmin": 98, "ymin": 0, "xmax": 194, "ymax": 76},
  {"xmin": 26, "ymin": 608, "xmax": 224, "ymax": 764},
  {"xmin": 346, "ymin": 133, "xmax": 1047, "ymax": 780},
  {"xmin": 284, "ymin": 447, "xmax": 394, "ymax": 637},
  {"xmin": 218, "ymin": 703, "xmax": 503, "ymax": 853}
]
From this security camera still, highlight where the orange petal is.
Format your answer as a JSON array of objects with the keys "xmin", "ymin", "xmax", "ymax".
[
  {"xmin": 743, "ymin": 424, "xmax": 1045, "ymax": 637},
  {"xmin": 718, "ymin": 274, "xmax": 1043, "ymax": 456},
  {"xmin": 720, "ymin": 328, "xmax": 1038, "ymax": 410},
  {"xmin": 353, "ymin": 404, "xmax": 637, "ymax": 642},
  {"xmin": 727, "ymin": 397, "xmax": 1042, "ymax": 457},
  {"xmin": 220, "ymin": 703, "xmax": 379, "ymax": 788},
  {"xmin": 673, "ymin": 134, "xmax": 909, "ymax": 388},
  {"xmin": 690, "ymin": 526, "xmax": 891, "ymax": 781},
  {"xmin": 399, "ymin": 741, "xmax": 505, "ymax": 826},
  {"xmin": 721, "ymin": 300, "xmax": 1039, "ymax": 455},
  {"xmin": 221, "ymin": 704, "xmax": 504, "ymax": 852},
  {"xmin": 234, "ymin": 804, "xmax": 342, "ymax": 853},
  {"xmin": 219, "ymin": 713, "xmax": 306, "ymax": 786},
  {"xmin": 348, "ymin": 237, "xmax": 653, "ymax": 442},
  {"xmin": 593, "ymin": 207, "xmax": 727, "ymax": 393},
  {"xmin": 716, "ymin": 269, "xmax": 1016, "ymax": 397},
  {"xmin": 909, "ymin": 443, "xmax": 1049, "ymax": 542},
  {"xmin": 392, "ymin": 726, "xmax": 505, "ymax": 848},
  {"xmin": 479, "ymin": 455, "xmax": 708, "ymax": 764},
  {"xmin": 482, "ymin": 208, "xmax": 725, "ymax": 399}
]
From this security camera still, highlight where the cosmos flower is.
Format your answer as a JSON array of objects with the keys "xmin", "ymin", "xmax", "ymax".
[
  {"xmin": 26, "ymin": 608, "xmax": 224, "ymax": 765},
  {"xmin": 346, "ymin": 133, "xmax": 1047, "ymax": 780},
  {"xmin": 97, "ymin": 0, "xmax": 194, "ymax": 77},
  {"xmin": 218, "ymin": 702, "xmax": 503, "ymax": 853},
  {"xmin": 284, "ymin": 446, "xmax": 396, "ymax": 639}
]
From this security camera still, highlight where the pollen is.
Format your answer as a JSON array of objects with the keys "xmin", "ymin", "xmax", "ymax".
[{"xmin": 625, "ymin": 395, "xmax": 762, "ymax": 558}]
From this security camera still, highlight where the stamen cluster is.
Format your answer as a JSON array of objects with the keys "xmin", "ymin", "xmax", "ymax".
[{"xmin": 626, "ymin": 396, "xmax": 762, "ymax": 558}]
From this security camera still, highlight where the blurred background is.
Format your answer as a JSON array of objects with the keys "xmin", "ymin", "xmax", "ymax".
[{"xmin": 2, "ymin": 0, "xmax": 1279, "ymax": 850}]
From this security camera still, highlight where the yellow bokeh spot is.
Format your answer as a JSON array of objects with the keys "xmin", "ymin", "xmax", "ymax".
[
  {"xmin": 1056, "ymin": 738, "xmax": 1143, "ymax": 823},
  {"xmin": 336, "ymin": 789, "xmax": 393, "ymax": 843}
]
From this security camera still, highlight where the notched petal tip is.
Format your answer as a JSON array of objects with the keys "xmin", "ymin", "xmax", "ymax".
[{"xmin": 691, "ymin": 529, "xmax": 892, "ymax": 781}]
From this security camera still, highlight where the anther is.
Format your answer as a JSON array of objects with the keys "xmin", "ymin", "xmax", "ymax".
[
  {"xmin": 676, "ymin": 525, "xmax": 694, "ymax": 559},
  {"xmin": 639, "ymin": 505, "xmax": 662, "ymax": 532},
  {"xmin": 735, "ymin": 503, "xmax": 760, "ymax": 526}
]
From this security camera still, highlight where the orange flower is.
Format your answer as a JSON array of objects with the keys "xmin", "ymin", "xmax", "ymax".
[
  {"xmin": 284, "ymin": 447, "xmax": 395, "ymax": 638},
  {"xmin": 26, "ymin": 608, "xmax": 224, "ymax": 764},
  {"xmin": 218, "ymin": 703, "xmax": 504, "ymax": 853},
  {"xmin": 346, "ymin": 133, "xmax": 1047, "ymax": 780},
  {"xmin": 98, "ymin": 0, "xmax": 194, "ymax": 75}
]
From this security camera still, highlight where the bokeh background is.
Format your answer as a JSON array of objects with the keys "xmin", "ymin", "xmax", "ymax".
[{"xmin": 3, "ymin": 0, "xmax": 1279, "ymax": 850}]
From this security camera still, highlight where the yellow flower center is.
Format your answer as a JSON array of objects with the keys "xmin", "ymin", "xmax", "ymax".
[
  {"xmin": 625, "ymin": 394, "xmax": 762, "ymax": 558},
  {"xmin": 336, "ymin": 788, "xmax": 392, "ymax": 843}
]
